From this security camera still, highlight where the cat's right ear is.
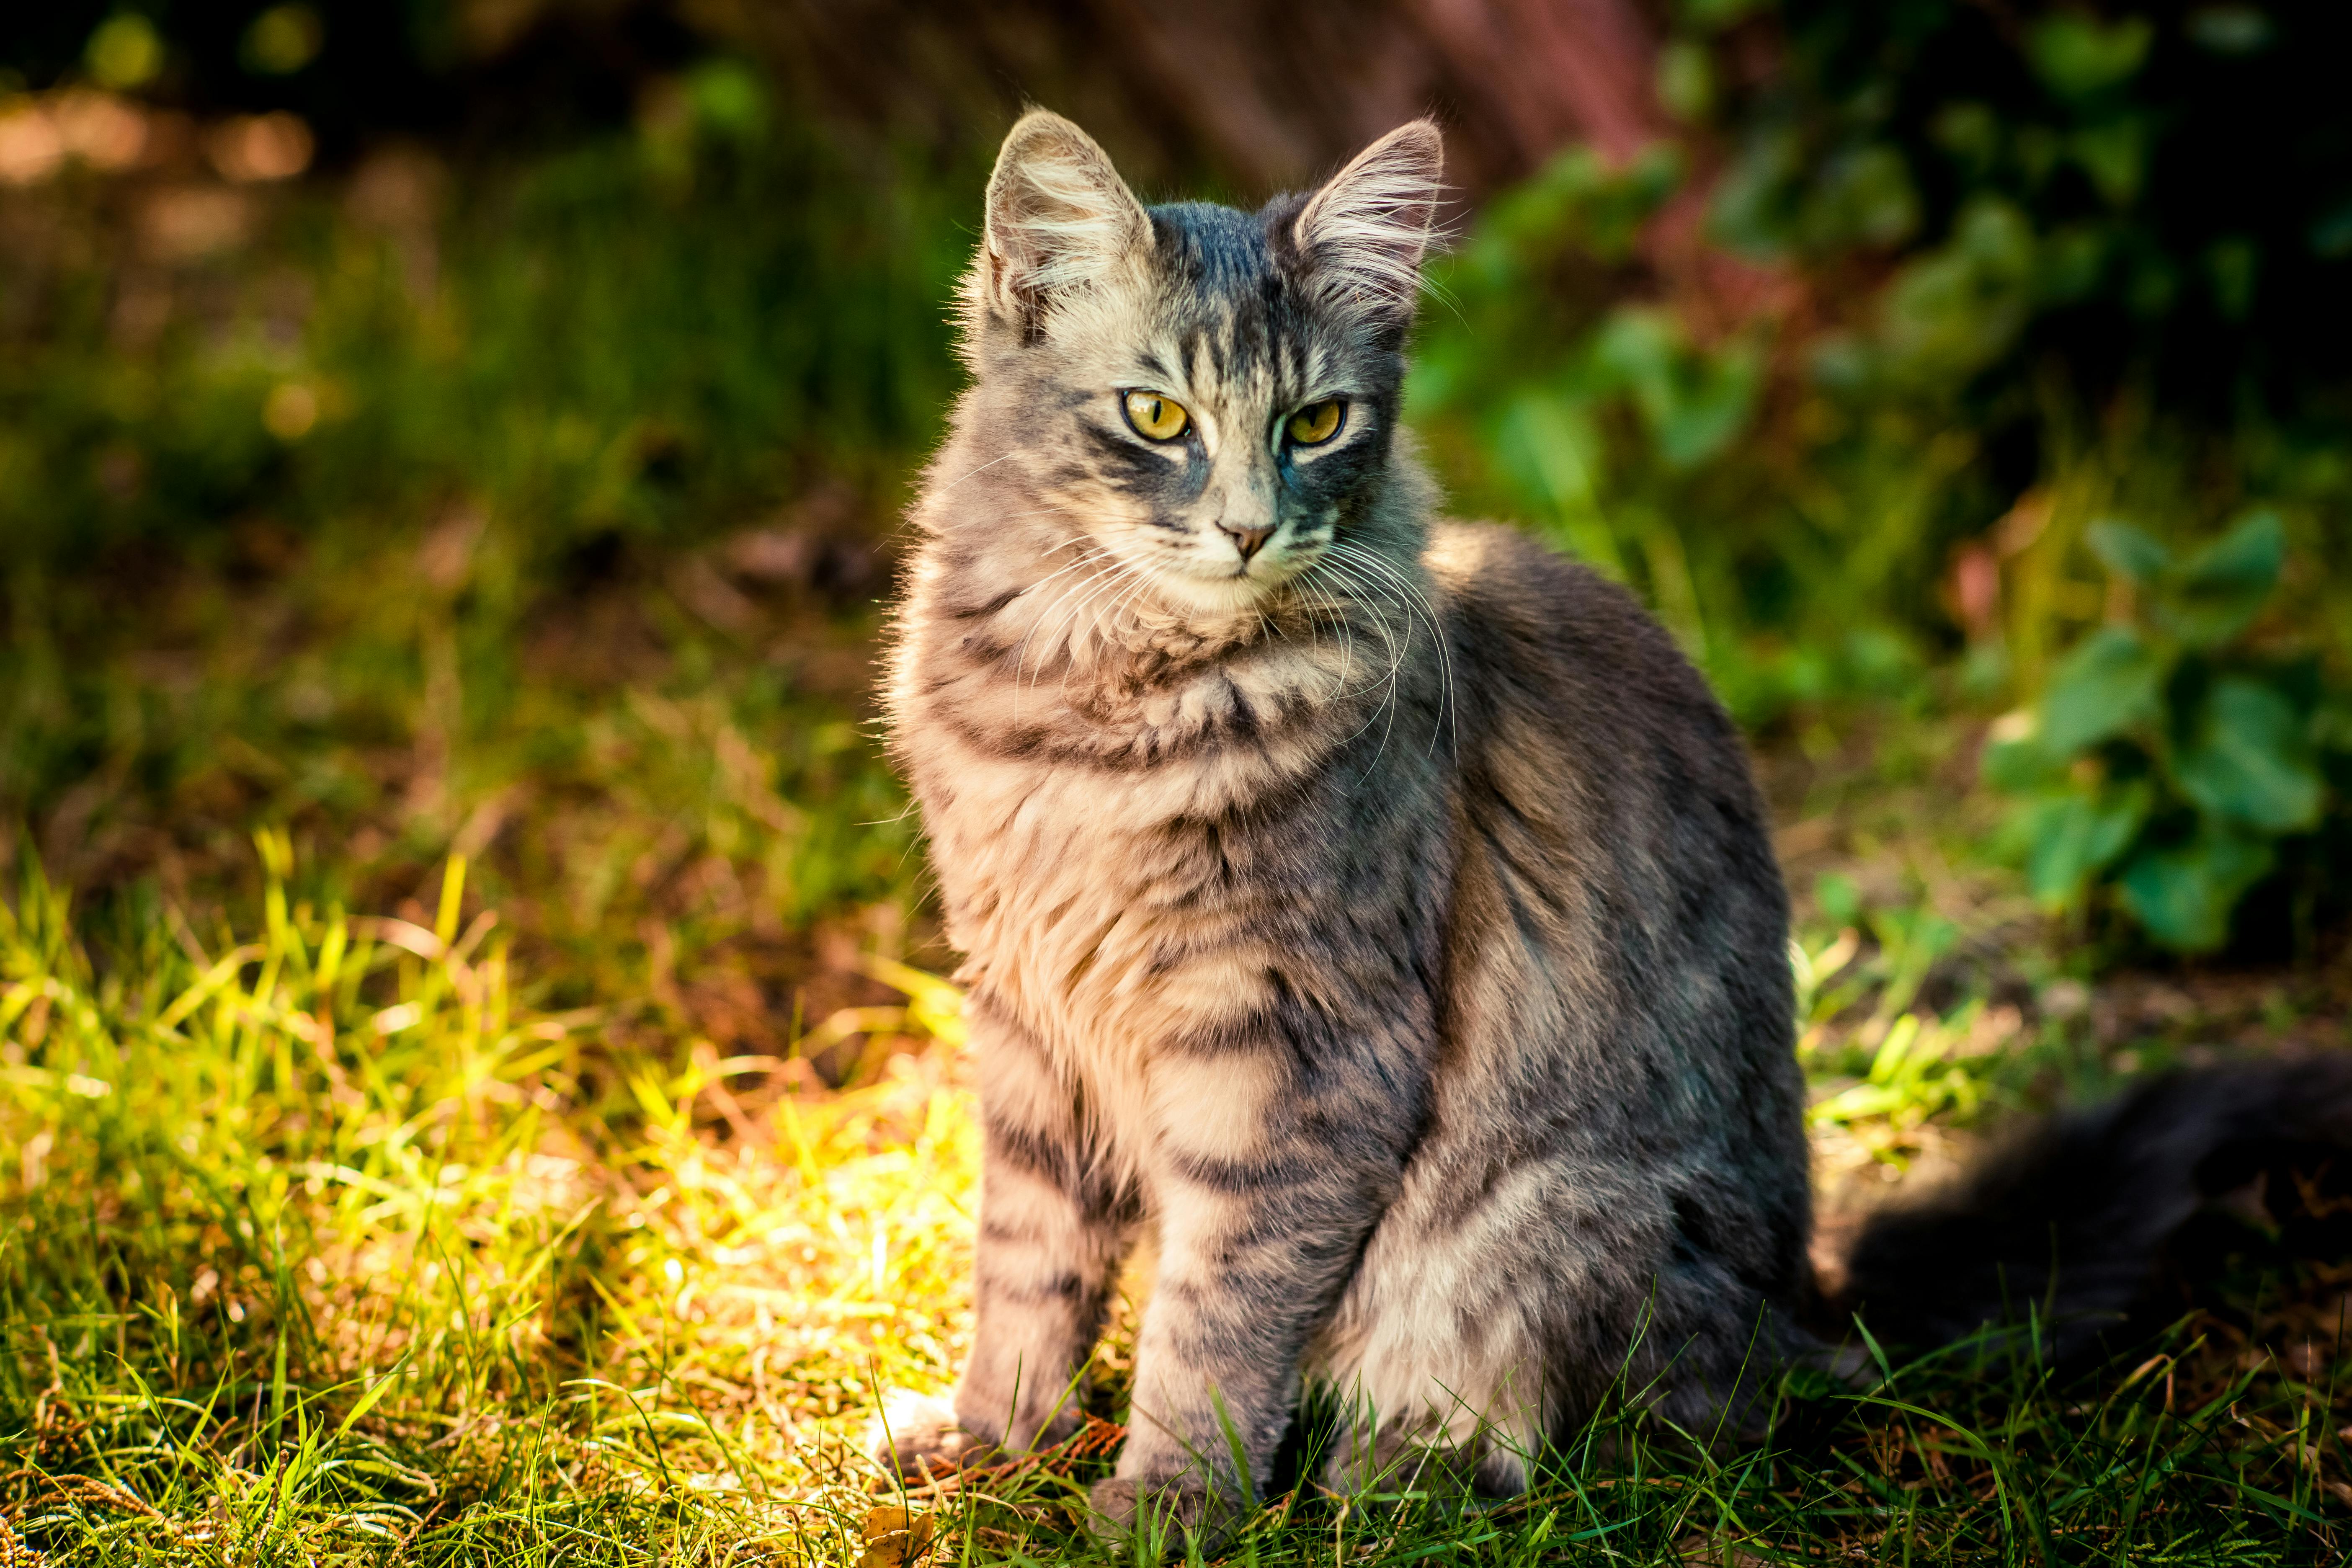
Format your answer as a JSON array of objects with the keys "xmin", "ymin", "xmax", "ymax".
[
  {"xmin": 978, "ymin": 111, "xmax": 1150, "ymax": 334},
  {"xmin": 1292, "ymin": 119, "xmax": 1444, "ymax": 330}
]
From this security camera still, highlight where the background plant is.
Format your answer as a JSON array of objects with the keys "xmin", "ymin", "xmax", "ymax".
[{"xmin": 1985, "ymin": 511, "xmax": 2352, "ymax": 952}]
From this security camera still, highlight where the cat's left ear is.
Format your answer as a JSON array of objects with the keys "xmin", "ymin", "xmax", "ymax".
[
  {"xmin": 979, "ymin": 110, "xmax": 1151, "ymax": 334},
  {"xmin": 1292, "ymin": 120, "xmax": 1444, "ymax": 328}
]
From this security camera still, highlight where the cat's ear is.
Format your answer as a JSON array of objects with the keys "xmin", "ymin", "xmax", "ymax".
[
  {"xmin": 979, "ymin": 110, "xmax": 1150, "ymax": 331},
  {"xmin": 1292, "ymin": 119, "xmax": 1444, "ymax": 327}
]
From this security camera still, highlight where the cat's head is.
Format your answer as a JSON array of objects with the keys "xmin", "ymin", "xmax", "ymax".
[{"xmin": 948, "ymin": 111, "xmax": 1443, "ymax": 619}]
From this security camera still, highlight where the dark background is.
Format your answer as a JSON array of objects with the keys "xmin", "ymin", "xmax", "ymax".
[{"xmin": 4, "ymin": 0, "xmax": 2349, "ymax": 995}]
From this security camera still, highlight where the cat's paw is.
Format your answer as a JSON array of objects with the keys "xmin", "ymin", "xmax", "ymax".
[
  {"xmin": 866, "ymin": 1391, "xmax": 991, "ymax": 1481},
  {"xmin": 1086, "ymin": 1475, "xmax": 1234, "ymax": 1558}
]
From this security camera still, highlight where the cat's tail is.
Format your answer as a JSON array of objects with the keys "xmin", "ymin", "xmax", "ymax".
[{"xmin": 1818, "ymin": 1055, "xmax": 2352, "ymax": 1361}]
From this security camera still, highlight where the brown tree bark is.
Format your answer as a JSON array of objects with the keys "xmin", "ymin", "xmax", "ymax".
[
  {"xmin": 510, "ymin": 0, "xmax": 1791, "ymax": 331},
  {"xmin": 681, "ymin": 0, "xmax": 1672, "ymax": 196}
]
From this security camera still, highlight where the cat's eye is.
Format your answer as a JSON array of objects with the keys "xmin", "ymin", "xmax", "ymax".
[
  {"xmin": 1122, "ymin": 390, "xmax": 1191, "ymax": 443},
  {"xmin": 1287, "ymin": 399, "xmax": 1346, "ymax": 446}
]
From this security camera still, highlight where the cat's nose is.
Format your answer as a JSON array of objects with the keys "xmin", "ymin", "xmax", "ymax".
[{"xmin": 1219, "ymin": 521, "xmax": 1274, "ymax": 562}]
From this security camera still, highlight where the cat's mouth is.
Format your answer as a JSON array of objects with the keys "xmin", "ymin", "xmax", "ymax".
[
  {"xmin": 1092, "ymin": 522, "xmax": 1324, "ymax": 623},
  {"xmin": 1135, "ymin": 551, "xmax": 1297, "ymax": 619}
]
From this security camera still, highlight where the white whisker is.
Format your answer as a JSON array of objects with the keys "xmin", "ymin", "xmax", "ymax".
[
  {"xmin": 1032, "ymin": 560, "xmax": 1138, "ymax": 709},
  {"xmin": 1305, "ymin": 555, "xmax": 1412, "ymax": 758},
  {"xmin": 1331, "ymin": 542, "xmax": 1457, "ymax": 760},
  {"xmin": 933, "ymin": 450, "xmax": 1022, "ymax": 495},
  {"xmin": 1011, "ymin": 557, "xmax": 1123, "ymax": 722}
]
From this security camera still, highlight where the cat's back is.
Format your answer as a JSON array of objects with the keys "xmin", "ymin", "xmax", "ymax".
[
  {"xmin": 1328, "ymin": 520, "xmax": 1811, "ymax": 1395},
  {"xmin": 1424, "ymin": 518, "xmax": 1796, "ymax": 1138}
]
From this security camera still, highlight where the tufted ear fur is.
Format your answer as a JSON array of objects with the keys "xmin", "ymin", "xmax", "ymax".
[
  {"xmin": 1292, "ymin": 120, "xmax": 1444, "ymax": 328},
  {"xmin": 977, "ymin": 110, "xmax": 1151, "ymax": 334}
]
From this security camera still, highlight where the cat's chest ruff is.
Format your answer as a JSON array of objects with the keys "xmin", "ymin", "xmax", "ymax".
[
  {"xmin": 918, "ymin": 740, "xmax": 1309, "ymax": 1181},
  {"xmin": 895, "ymin": 573, "xmax": 1374, "ymax": 1143},
  {"xmin": 912, "ymin": 648, "xmax": 1350, "ymax": 1061},
  {"xmin": 923, "ymin": 733, "xmax": 1287, "ymax": 1038}
]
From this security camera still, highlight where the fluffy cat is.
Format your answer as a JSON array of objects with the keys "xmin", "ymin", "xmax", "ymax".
[
  {"xmin": 877, "ymin": 109, "xmax": 1802, "ymax": 1537},
  {"xmin": 870, "ymin": 108, "xmax": 2352, "ymax": 1548}
]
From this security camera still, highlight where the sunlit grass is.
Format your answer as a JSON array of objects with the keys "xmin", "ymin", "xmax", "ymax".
[
  {"xmin": 2, "ymin": 840, "xmax": 2346, "ymax": 1564},
  {"xmin": 0, "ymin": 841, "xmax": 980, "ymax": 1563}
]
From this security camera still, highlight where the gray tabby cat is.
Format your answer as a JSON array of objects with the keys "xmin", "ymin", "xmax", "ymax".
[
  {"xmin": 874, "ymin": 106, "xmax": 2352, "ymax": 1553},
  {"xmin": 874, "ymin": 109, "xmax": 1808, "ymax": 1539}
]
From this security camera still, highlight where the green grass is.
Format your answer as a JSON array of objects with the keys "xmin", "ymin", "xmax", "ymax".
[
  {"xmin": 1, "ymin": 84, "xmax": 953, "ymax": 1059},
  {"xmin": 2, "ymin": 534, "xmax": 926, "ymax": 1074},
  {"xmin": 0, "ymin": 837, "xmax": 2347, "ymax": 1565}
]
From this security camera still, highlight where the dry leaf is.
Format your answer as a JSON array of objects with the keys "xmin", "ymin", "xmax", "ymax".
[{"xmin": 859, "ymin": 1504, "xmax": 935, "ymax": 1568}]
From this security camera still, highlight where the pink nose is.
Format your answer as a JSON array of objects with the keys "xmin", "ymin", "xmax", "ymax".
[{"xmin": 1221, "ymin": 522, "xmax": 1274, "ymax": 562}]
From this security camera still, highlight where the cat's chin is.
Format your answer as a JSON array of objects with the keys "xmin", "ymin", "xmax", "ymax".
[{"xmin": 1137, "ymin": 563, "xmax": 1295, "ymax": 625}]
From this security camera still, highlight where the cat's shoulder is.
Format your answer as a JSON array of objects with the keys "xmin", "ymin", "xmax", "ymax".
[
  {"xmin": 1422, "ymin": 518, "xmax": 1737, "ymax": 757},
  {"xmin": 1424, "ymin": 521, "xmax": 1671, "ymax": 651}
]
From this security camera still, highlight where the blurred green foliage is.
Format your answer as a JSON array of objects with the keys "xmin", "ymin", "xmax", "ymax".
[
  {"xmin": 1705, "ymin": 0, "xmax": 2352, "ymax": 950},
  {"xmin": 1410, "ymin": 0, "xmax": 2352, "ymax": 951},
  {"xmin": 1410, "ymin": 145, "xmax": 1933, "ymax": 720},
  {"xmin": 0, "ymin": 59, "xmax": 968, "ymax": 575},
  {"xmin": 7, "ymin": 3, "xmax": 2352, "ymax": 964},
  {"xmin": 1701, "ymin": 0, "xmax": 2352, "ymax": 423},
  {"xmin": 1408, "ymin": 142, "xmax": 2016, "ymax": 723},
  {"xmin": 0, "ymin": 64, "xmax": 962, "ymax": 1023},
  {"xmin": 1986, "ymin": 511, "xmax": 2352, "ymax": 952}
]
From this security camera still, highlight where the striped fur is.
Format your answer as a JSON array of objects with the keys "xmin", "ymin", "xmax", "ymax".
[{"xmin": 877, "ymin": 112, "xmax": 1809, "ymax": 1547}]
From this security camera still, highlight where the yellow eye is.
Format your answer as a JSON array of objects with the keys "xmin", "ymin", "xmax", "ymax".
[
  {"xmin": 1287, "ymin": 399, "xmax": 1345, "ymax": 446},
  {"xmin": 1122, "ymin": 390, "xmax": 1191, "ymax": 442}
]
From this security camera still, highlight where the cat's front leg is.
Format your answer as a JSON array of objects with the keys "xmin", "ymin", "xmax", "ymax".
[
  {"xmin": 1093, "ymin": 1033, "xmax": 1418, "ymax": 1553},
  {"xmin": 872, "ymin": 999, "xmax": 1130, "ymax": 1479}
]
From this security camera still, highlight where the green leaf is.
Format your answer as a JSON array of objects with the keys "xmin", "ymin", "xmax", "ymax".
[
  {"xmin": 1981, "ymin": 728, "xmax": 2056, "ymax": 792},
  {"xmin": 2037, "ymin": 627, "xmax": 2162, "ymax": 754},
  {"xmin": 1651, "ymin": 346, "xmax": 1760, "ymax": 468},
  {"xmin": 2026, "ymin": 13, "xmax": 2153, "ymax": 98},
  {"xmin": 1495, "ymin": 394, "xmax": 1623, "ymax": 578},
  {"xmin": 2315, "ymin": 690, "xmax": 2352, "ymax": 757},
  {"xmin": 1878, "ymin": 199, "xmax": 2035, "ymax": 379},
  {"xmin": 2070, "ymin": 118, "xmax": 2149, "ymax": 207},
  {"xmin": 2162, "ymin": 509, "xmax": 2284, "ymax": 647},
  {"xmin": 2118, "ymin": 828, "xmax": 2273, "ymax": 952},
  {"xmin": 1590, "ymin": 308, "xmax": 1759, "ymax": 469},
  {"xmin": 2084, "ymin": 519, "xmax": 2170, "ymax": 585},
  {"xmin": 684, "ymin": 59, "xmax": 771, "ymax": 144},
  {"xmin": 2172, "ymin": 676, "xmax": 2324, "ymax": 832},
  {"xmin": 1981, "ymin": 708, "xmax": 2068, "ymax": 792},
  {"xmin": 1813, "ymin": 144, "xmax": 1920, "ymax": 248},
  {"xmin": 2024, "ymin": 784, "xmax": 2151, "ymax": 911},
  {"xmin": 1814, "ymin": 872, "xmax": 1862, "ymax": 929}
]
